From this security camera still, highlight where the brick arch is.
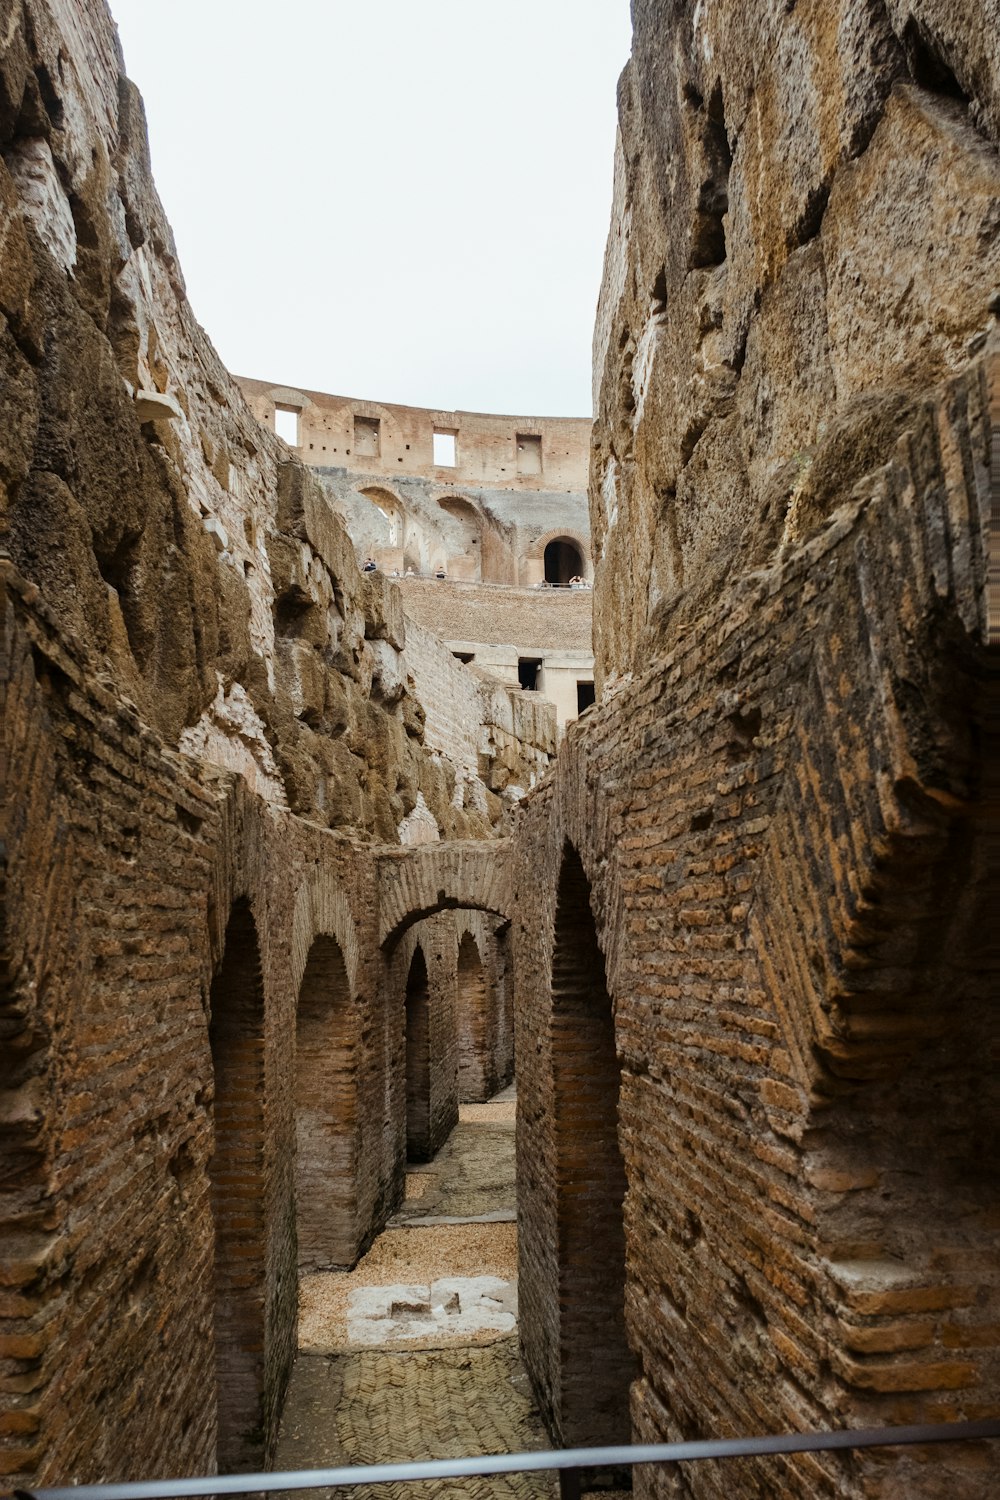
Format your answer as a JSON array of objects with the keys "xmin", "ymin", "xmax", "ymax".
[
  {"xmin": 295, "ymin": 935, "xmax": 357, "ymax": 1270},
  {"xmin": 291, "ymin": 869, "xmax": 361, "ymax": 1000},
  {"xmin": 377, "ymin": 840, "xmax": 512, "ymax": 948},
  {"xmin": 522, "ymin": 526, "xmax": 593, "ymax": 582}
]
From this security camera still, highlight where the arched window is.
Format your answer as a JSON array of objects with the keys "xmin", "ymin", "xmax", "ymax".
[
  {"xmin": 544, "ymin": 537, "xmax": 584, "ymax": 584},
  {"xmin": 551, "ymin": 846, "xmax": 633, "ymax": 1443},
  {"xmin": 296, "ymin": 935, "xmax": 356, "ymax": 1270},
  {"xmin": 209, "ymin": 898, "xmax": 266, "ymax": 1472}
]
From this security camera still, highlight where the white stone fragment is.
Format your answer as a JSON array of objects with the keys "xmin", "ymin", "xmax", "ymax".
[
  {"xmin": 134, "ymin": 389, "xmax": 183, "ymax": 423},
  {"xmin": 202, "ymin": 517, "xmax": 229, "ymax": 553}
]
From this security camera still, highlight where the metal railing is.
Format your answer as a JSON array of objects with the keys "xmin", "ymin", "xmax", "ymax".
[{"xmin": 15, "ymin": 1419, "xmax": 999, "ymax": 1500}]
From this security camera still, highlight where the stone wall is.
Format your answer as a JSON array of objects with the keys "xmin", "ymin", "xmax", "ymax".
[
  {"xmin": 1, "ymin": 569, "xmax": 396, "ymax": 1479},
  {"xmin": 2, "ymin": 567, "xmax": 520, "ymax": 1485},
  {"xmin": 313, "ymin": 467, "xmax": 592, "ymax": 588},
  {"xmin": 515, "ymin": 336, "xmax": 999, "ymax": 1495},
  {"xmin": 397, "ymin": 577, "xmax": 593, "ymax": 652},
  {"xmin": 590, "ymin": 0, "xmax": 1000, "ymax": 698},
  {"xmin": 0, "ymin": 0, "xmax": 530, "ymax": 1485},
  {"xmin": 399, "ymin": 615, "xmax": 555, "ymax": 806},
  {"xmin": 0, "ymin": 0, "xmax": 548, "ymax": 847},
  {"xmin": 237, "ymin": 376, "xmax": 591, "ymax": 494},
  {"xmin": 514, "ymin": 3, "xmax": 1000, "ymax": 1490}
]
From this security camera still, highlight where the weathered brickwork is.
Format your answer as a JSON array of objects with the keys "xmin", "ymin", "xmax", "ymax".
[
  {"xmin": 515, "ymin": 342, "xmax": 998, "ymax": 1495},
  {"xmin": 3, "ymin": 0, "xmax": 999, "ymax": 1493},
  {"xmin": 1, "ymin": 568, "xmax": 523, "ymax": 1484}
]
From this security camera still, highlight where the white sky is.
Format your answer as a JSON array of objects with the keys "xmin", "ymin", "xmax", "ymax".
[{"xmin": 109, "ymin": 0, "xmax": 633, "ymax": 418}]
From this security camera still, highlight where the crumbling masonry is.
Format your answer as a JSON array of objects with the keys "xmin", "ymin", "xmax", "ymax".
[{"xmin": 1, "ymin": 2, "xmax": 998, "ymax": 1499}]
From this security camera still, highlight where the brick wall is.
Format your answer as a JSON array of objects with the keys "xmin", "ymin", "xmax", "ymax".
[
  {"xmin": 0, "ymin": 572, "xmax": 398, "ymax": 1483},
  {"xmin": 513, "ymin": 348, "xmax": 999, "ymax": 1496}
]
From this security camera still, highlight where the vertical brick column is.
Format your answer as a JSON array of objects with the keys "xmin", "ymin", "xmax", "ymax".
[
  {"xmin": 295, "ymin": 936, "xmax": 357, "ymax": 1270},
  {"xmin": 456, "ymin": 932, "xmax": 490, "ymax": 1102},
  {"xmin": 209, "ymin": 899, "xmax": 266, "ymax": 1473},
  {"xmin": 552, "ymin": 848, "xmax": 634, "ymax": 1444}
]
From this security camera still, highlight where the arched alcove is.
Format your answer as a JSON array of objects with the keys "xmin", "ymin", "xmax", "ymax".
[
  {"xmin": 456, "ymin": 931, "xmax": 490, "ymax": 1102},
  {"xmin": 551, "ymin": 845, "xmax": 633, "ymax": 1443},
  {"xmin": 295, "ymin": 934, "xmax": 357, "ymax": 1271},
  {"xmin": 436, "ymin": 496, "xmax": 482, "ymax": 581},
  {"xmin": 405, "ymin": 946, "xmax": 432, "ymax": 1161},
  {"xmin": 209, "ymin": 897, "xmax": 266, "ymax": 1473},
  {"xmin": 544, "ymin": 537, "xmax": 584, "ymax": 584}
]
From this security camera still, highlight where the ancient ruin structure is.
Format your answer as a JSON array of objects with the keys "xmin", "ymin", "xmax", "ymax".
[
  {"xmin": 1, "ymin": 1, "xmax": 997, "ymax": 1498},
  {"xmin": 237, "ymin": 377, "xmax": 597, "ymax": 730}
]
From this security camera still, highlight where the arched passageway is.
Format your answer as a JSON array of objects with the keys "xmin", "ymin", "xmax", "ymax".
[
  {"xmin": 456, "ymin": 931, "xmax": 490, "ymax": 1102},
  {"xmin": 552, "ymin": 846, "xmax": 633, "ymax": 1443},
  {"xmin": 405, "ymin": 946, "xmax": 432, "ymax": 1161},
  {"xmin": 209, "ymin": 898, "xmax": 266, "ymax": 1473},
  {"xmin": 295, "ymin": 935, "xmax": 357, "ymax": 1270},
  {"xmin": 544, "ymin": 537, "xmax": 584, "ymax": 584}
]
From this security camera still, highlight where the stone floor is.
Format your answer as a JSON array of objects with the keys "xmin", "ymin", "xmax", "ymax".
[{"xmin": 277, "ymin": 1085, "xmax": 557, "ymax": 1500}]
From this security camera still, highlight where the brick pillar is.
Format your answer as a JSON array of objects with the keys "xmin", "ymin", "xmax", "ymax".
[
  {"xmin": 295, "ymin": 935, "xmax": 357, "ymax": 1270},
  {"xmin": 457, "ymin": 931, "xmax": 490, "ymax": 1101}
]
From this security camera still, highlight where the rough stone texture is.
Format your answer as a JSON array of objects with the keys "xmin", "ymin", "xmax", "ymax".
[
  {"xmin": 590, "ymin": 0, "xmax": 1000, "ymax": 699},
  {"xmin": 0, "ymin": 0, "xmax": 545, "ymax": 846},
  {"xmin": 516, "ymin": 332, "xmax": 998, "ymax": 1495},
  {"xmin": 4, "ymin": 0, "xmax": 999, "ymax": 1495},
  {"xmin": 0, "ymin": 567, "xmax": 393, "ymax": 1478}
]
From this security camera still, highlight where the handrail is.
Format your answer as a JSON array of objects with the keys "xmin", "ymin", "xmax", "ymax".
[{"xmin": 15, "ymin": 1419, "xmax": 999, "ymax": 1500}]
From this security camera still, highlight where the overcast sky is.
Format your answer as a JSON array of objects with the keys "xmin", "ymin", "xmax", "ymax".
[{"xmin": 110, "ymin": 0, "xmax": 633, "ymax": 418}]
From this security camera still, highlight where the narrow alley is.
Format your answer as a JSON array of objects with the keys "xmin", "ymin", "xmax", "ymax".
[{"xmin": 276, "ymin": 1085, "xmax": 557, "ymax": 1500}]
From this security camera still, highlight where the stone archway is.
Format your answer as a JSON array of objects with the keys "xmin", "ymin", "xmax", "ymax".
[
  {"xmin": 209, "ymin": 897, "xmax": 266, "ymax": 1473},
  {"xmin": 551, "ymin": 844, "xmax": 633, "ymax": 1444},
  {"xmin": 295, "ymin": 934, "xmax": 357, "ymax": 1271},
  {"xmin": 377, "ymin": 840, "xmax": 512, "ymax": 949},
  {"xmin": 544, "ymin": 536, "xmax": 584, "ymax": 584},
  {"xmin": 405, "ymin": 946, "xmax": 432, "ymax": 1162}
]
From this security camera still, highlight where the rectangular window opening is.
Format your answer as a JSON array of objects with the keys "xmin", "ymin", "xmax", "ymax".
[
  {"xmin": 577, "ymin": 680, "xmax": 596, "ymax": 714},
  {"xmin": 353, "ymin": 414, "xmax": 381, "ymax": 459},
  {"xmin": 274, "ymin": 405, "xmax": 300, "ymax": 446},
  {"xmin": 516, "ymin": 432, "xmax": 542, "ymax": 475},
  {"xmin": 433, "ymin": 430, "xmax": 457, "ymax": 467},
  {"xmin": 453, "ymin": 651, "xmax": 475, "ymax": 665},
  {"xmin": 518, "ymin": 657, "xmax": 542, "ymax": 692}
]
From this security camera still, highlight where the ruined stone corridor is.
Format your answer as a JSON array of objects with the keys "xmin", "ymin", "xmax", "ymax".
[
  {"xmin": 1, "ymin": 1, "xmax": 997, "ymax": 1496},
  {"xmin": 275, "ymin": 1084, "xmax": 558, "ymax": 1500}
]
